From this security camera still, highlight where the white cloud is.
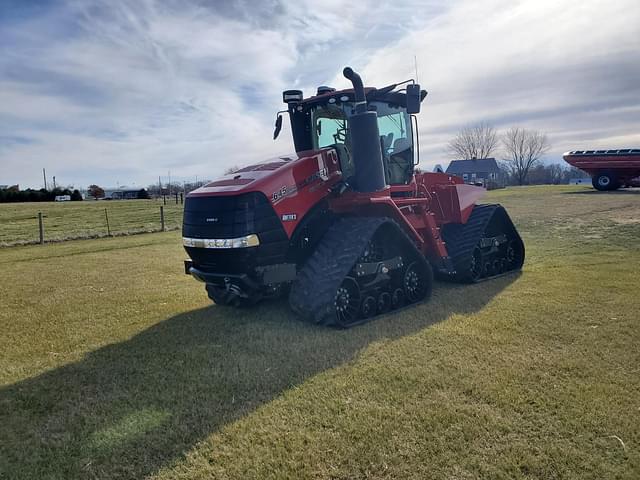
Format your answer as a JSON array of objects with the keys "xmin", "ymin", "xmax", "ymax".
[
  {"xmin": 361, "ymin": 0, "xmax": 640, "ymax": 165},
  {"xmin": 0, "ymin": 0, "xmax": 638, "ymax": 188}
]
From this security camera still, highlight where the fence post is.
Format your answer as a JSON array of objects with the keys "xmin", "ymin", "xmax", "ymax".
[
  {"xmin": 180, "ymin": 192, "xmax": 184, "ymax": 204},
  {"xmin": 160, "ymin": 205, "xmax": 166, "ymax": 232},
  {"xmin": 38, "ymin": 212, "xmax": 44, "ymax": 244},
  {"xmin": 104, "ymin": 208, "xmax": 111, "ymax": 236}
]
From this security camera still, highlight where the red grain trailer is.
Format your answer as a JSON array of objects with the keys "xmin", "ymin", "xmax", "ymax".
[{"xmin": 563, "ymin": 149, "xmax": 640, "ymax": 190}]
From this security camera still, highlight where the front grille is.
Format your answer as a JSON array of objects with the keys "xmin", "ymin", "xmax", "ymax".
[{"xmin": 182, "ymin": 192, "xmax": 288, "ymax": 271}]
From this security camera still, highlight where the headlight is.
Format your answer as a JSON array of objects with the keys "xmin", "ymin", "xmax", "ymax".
[{"xmin": 183, "ymin": 234, "xmax": 260, "ymax": 249}]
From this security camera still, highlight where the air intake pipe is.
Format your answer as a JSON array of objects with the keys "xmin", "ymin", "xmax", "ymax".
[{"xmin": 343, "ymin": 67, "xmax": 386, "ymax": 192}]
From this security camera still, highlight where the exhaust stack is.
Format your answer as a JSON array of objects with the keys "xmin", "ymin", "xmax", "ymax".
[{"xmin": 343, "ymin": 67, "xmax": 386, "ymax": 192}]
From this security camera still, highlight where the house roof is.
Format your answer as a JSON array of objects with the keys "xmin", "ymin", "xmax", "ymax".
[{"xmin": 446, "ymin": 158, "xmax": 500, "ymax": 174}]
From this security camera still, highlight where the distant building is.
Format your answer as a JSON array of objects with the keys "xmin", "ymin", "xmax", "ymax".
[
  {"xmin": 433, "ymin": 164, "xmax": 444, "ymax": 173},
  {"xmin": 104, "ymin": 189, "xmax": 146, "ymax": 200},
  {"xmin": 446, "ymin": 158, "xmax": 504, "ymax": 188}
]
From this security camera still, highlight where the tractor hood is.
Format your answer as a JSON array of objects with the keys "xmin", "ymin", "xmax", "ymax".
[
  {"xmin": 188, "ymin": 154, "xmax": 300, "ymax": 196},
  {"xmin": 185, "ymin": 147, "xmax": 343, "ymax": 238},
  {"xmin": 187, "ymin": 148, "xmax": 342, "ymax": 199}
]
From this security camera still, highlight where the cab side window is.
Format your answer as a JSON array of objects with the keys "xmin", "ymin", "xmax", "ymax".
[
  {"xmin": 377, "ymin": 111, "xmax": 413, "ymax": 184},
  {"xmin": 316, "ymin": 117, "xmax": 347, "ymax": 148},
  {"xmin": 314, "ymin": 111, "xmax": 354, "ymax": 181}
]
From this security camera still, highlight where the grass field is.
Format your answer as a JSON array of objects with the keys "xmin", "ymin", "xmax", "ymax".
[
  {"xmin": 0, "ymin": 185, "xmax": 638, "ymax": 479},
  {"xmin": 0, "ymin": 199, "xmax": 184, "ymax": 246}
]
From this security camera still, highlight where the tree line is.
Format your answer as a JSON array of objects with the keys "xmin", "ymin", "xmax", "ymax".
[
  {"xmin": 0, "ymin": 185, "xmax": 152, "ymax": 203},
  {"xmin": 0, "ymin": 186, "xmax": 83, "ymax": 203},
  {"xmin": 447, "ymin": 122, "xmax": 578, "ymax": 185}
]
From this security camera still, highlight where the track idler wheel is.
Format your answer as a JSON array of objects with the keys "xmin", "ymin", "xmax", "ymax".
[
  {"xmin": 334, "ymin": 277, "xmax": 361, "ymax": 327},
  {"xmin": 403, "ymin": 261, "xmax": 433, "ymax": 303}
]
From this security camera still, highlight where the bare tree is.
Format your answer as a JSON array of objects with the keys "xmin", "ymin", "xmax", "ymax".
[
  {"xmin": 447, "ymin": 122, "xmax": 499, "ymax": 160},
  {"xmin": 501, "ymin": 127, "xmax": 551, "ymax": 185}
]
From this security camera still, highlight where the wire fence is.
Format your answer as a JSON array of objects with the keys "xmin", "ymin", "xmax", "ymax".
[{"xmin": 0, "ymin": 199, "xmax": 184, "ymax": 247}]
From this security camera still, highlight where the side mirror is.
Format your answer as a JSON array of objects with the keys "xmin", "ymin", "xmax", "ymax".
[
  {"xmin": 406, "ymin": 83, "xmax": 421, "ymax": 114},
  {"xmin": 273, "ymin": 114, "xmax": 283, "ymax": 140}
]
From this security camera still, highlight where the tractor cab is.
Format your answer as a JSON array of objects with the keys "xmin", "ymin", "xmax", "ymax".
[{"xmin": 275, "ymin": 81, "xmax": 426, "ymax": 187}]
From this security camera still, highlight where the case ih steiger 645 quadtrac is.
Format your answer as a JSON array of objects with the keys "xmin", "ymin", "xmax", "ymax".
[{"xmin": 182, "ymin": 67, "xmax": 524, "ymax": 327}]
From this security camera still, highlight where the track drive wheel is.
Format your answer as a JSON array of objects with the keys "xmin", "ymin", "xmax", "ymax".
[{"xmin": 403, "ymin": 261, "xmax": 433, "ymax": 303}]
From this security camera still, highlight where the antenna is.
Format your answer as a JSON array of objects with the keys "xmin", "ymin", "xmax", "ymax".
[{"xmin": 414, "ymin": 55, "xmax": 419, "ymax": 83}]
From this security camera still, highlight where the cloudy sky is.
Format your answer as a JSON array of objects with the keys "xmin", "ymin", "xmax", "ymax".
[{"xmin": 1, "ymin": 0, "xmax": 639, "ymax": 189}]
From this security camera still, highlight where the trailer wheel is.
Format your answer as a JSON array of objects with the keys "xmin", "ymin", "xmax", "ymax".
[{"xmin": 592, "ymin": 172, "xmax": 620, "ymax": 191}]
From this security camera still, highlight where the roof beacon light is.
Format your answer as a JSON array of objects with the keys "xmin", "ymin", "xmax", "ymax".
[
  {"xmin": 316, "ymin": 86, "xmax": 336, "ymax": 95},
  {"xmin": 283, "ymin": 90, "xmax": 303, "ymax": 103}
]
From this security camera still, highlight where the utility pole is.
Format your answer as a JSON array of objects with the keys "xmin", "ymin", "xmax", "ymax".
[
  {"xmin": 168, "ymin": 171, "xmax": 171, "ymax": 196},
  {"xmin": 43, "ymin": 168, "xmax": 47, "ymax": 190},
  {"xmin": 158, "ymin": 176, "xmax": 162, "ymax": 196},
  {"xmin": 52, "ymin": 176, "xmax": 56, "ymax": 190}
]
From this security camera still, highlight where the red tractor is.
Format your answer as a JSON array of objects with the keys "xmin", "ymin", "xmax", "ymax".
[{"xmin": 183, "ymin": 67, "xmax": 524, "ymax": 327}]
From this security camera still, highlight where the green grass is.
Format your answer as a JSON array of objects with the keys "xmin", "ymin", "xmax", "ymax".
[
  {"xmin": 0, "ymin": 185, "xmax": 638, "ymax": 479},
  {"xmin": 0, "ymin": 199, "xmax": 184, "ymax": 246}
]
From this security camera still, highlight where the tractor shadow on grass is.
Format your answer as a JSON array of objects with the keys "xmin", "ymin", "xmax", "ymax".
[
  {"xmin": 562, "ymin": 188, "xmax": 640, "ymax": 195},
  {"xmin": 0, "ymin": 275, "xmax": 518, "ymax": 479}
]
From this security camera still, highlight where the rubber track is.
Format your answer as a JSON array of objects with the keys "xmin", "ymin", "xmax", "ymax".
[
  {"xmin": 442, "ymin": 204, "xmax": 512, "ymax": 282},
  {"xmin": 289, "ymin": 216, "xmax": 428, "ymax": 327},
  {"xmin": 289, "ymin": 217, "xmax": 386, "ymax": 326}
]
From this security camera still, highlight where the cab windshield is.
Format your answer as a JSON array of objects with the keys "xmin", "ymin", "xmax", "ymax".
[
  {"xmin": 313, "ymin": 102, "xmax": 412, "ymax": 152},
  {"xmin": 312, "ymin": 101, "xmax": 414, "ymax": 184}
]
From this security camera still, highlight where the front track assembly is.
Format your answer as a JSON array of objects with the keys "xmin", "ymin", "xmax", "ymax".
[{"xmin": 289, "ymin": 217, "xmax": 433, "ymax": 328}]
